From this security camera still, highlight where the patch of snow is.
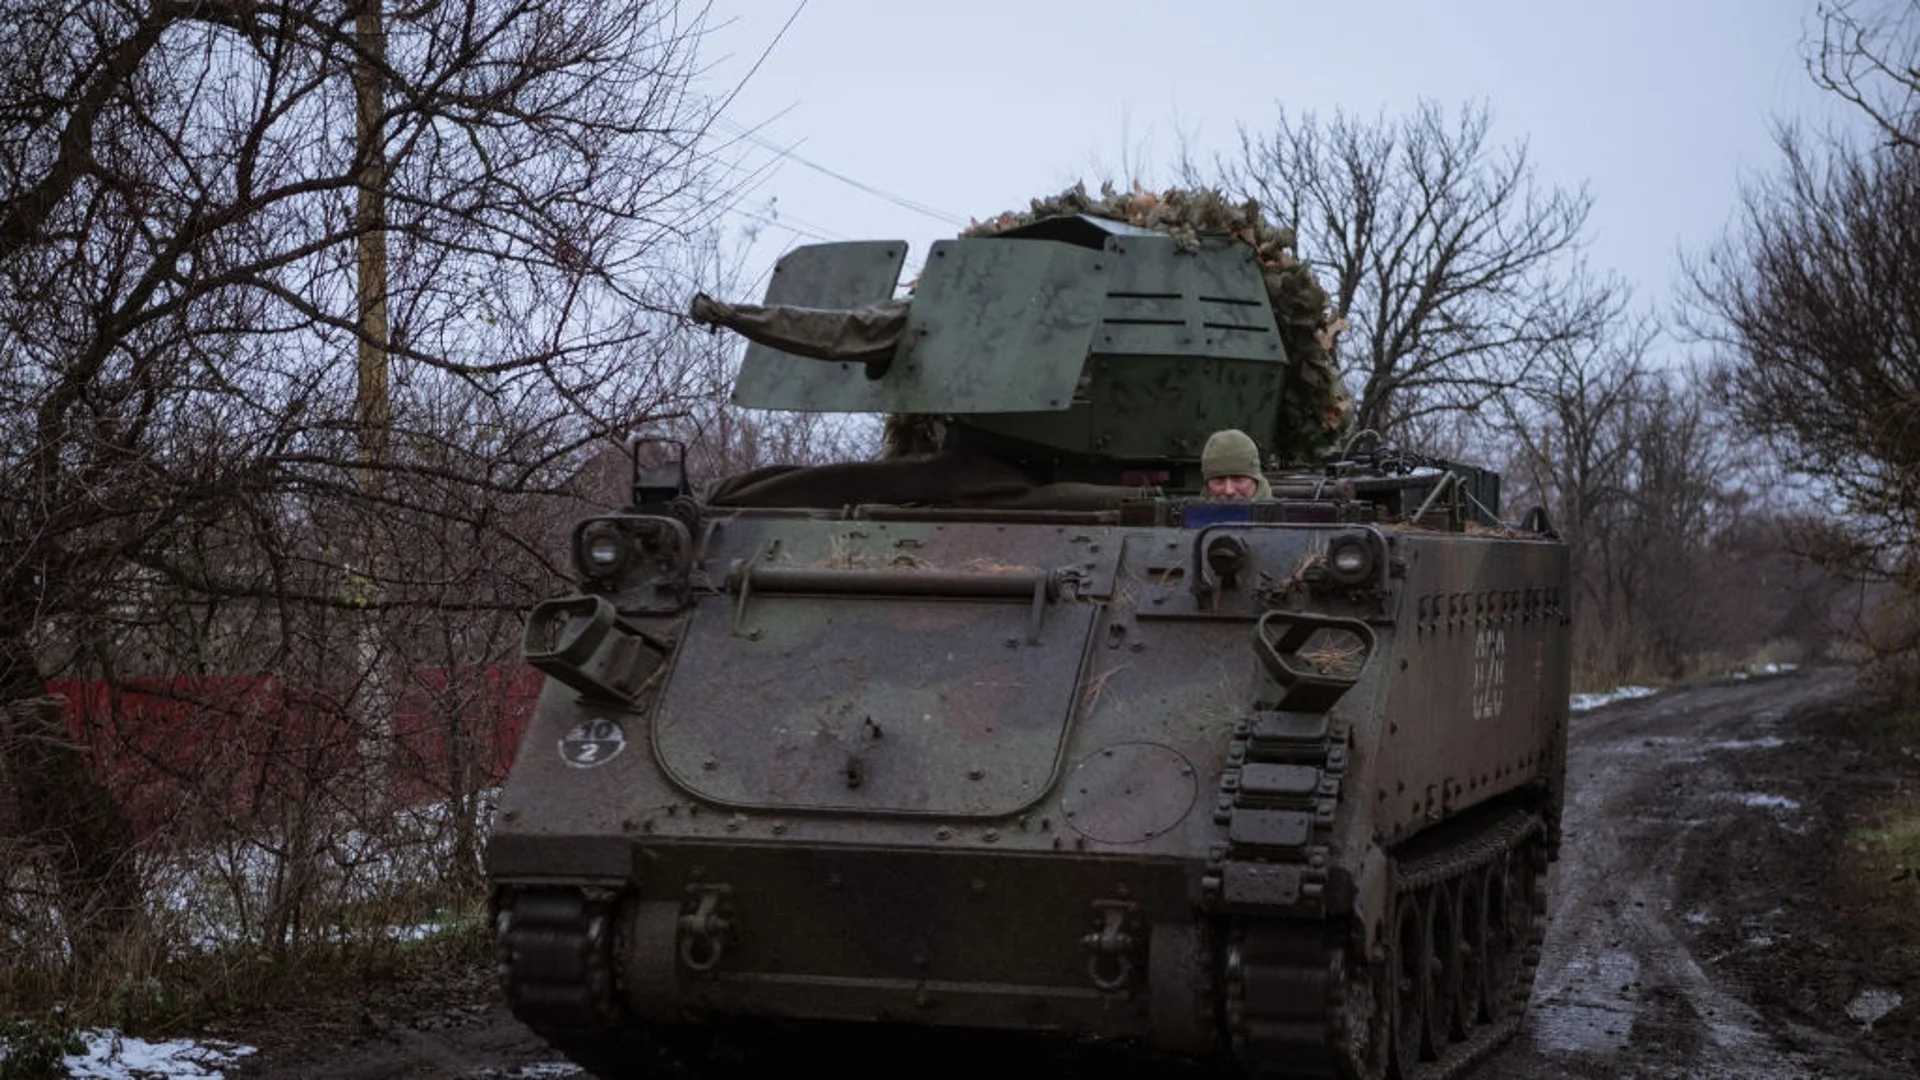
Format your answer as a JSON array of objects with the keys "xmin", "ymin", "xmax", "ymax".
[
  {"xmin": 1683, "ymin": 910, "xmax": 1713, "ymax": 926},
  {"xmin": 63, "ymin": 1031, "xmax": 255, "ymax": 1079},
  {"xmin": 1845, "ymin": 988, "xmax": 1902, "ymax": 1029},
  {"xmin": 1708, "ymin": 736, "xmax": 1788, "ymax": 752},
  {"xmin": 1739, "ymin": 793, "xmax": 1801, "ymax": 812},
  {"xmin": 472, "ymin": 1064, "xmax": 586, "ymax": 1079},
  {"xmin": 1569, "ymin": 685, "xmax": 1659, "ymax": 712},
  {"xmin": 1730, "ymin": 662, "xmax": 1800, "ymax": 681}
]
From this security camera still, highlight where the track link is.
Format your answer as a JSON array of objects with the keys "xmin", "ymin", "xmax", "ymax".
[
  {"xmin": 494, "ymin": 887, "xmax": 689, "ymax": 1078},
  {"xmin": 1210, "ymin": 691, "xmax": 1551, "ymax": 1080},
  {"xmin": 1225, "ymin": 806, "xmax": 1548, "ymax": 1079}
]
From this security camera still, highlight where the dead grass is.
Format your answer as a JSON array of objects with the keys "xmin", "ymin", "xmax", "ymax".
[
  {"xmin": 1299, "ymin": 634, "xmax": 1367, "ymax": 678},
  {"xmin": 1837, "ymin": 693, "xmax": 1920, "ymax": 946},
  {"xmin": 1570, "ymin": 638, "xmax": 1817, "ymax": 694},
  {"xmin": 0, "ymin": 827, "xmax": 492, "ymax": 1036},
  {"xmin": 1279, "ymin": 552, "xmax": 1315, "ymax": 591},
  {"xmin": 1079, "ymin": 664, "xmax": 1127, "ymax": 715},
  {"xmin": 0, "ymin": 897, "xmax": 492, "ymax": 1037},
  {"xmin": 822, "ymin": 534, "xmax": 868, "ymax": 569},
  {"xmin": 1849, "ymin": 816, "xmax": 1920, "ymax": 882},
  {"xmin": 1840, "ymin": 795, "xmax": 1920, "ymax": 962}
]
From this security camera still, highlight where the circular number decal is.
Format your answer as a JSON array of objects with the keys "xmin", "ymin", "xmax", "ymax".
[{"xmin": 558, "ymin": 718, "xmax": 626, "ymax": 768}]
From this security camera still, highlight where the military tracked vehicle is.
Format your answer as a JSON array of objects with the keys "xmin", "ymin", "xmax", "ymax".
[{"xmin": 487, "ymin": 211, "xmax": 1570, "ymax": 1079}]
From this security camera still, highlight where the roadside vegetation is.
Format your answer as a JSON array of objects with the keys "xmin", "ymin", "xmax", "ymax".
[
  {"xmin": 0, "ymin": 0, "xmax": 849, "ymax": 1057},
  {"xmin": 2, "ymin": 0, "xmax": 1918, "ymax": 1071},
  {"xmin": 1687, "ymin": 0, "xmax": 1920, "ymax": 946}
]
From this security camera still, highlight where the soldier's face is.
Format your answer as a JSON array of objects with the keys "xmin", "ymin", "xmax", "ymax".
[{"xmin": 1206, "ymin": 475, "xmax": 1258, "ymax": 500}]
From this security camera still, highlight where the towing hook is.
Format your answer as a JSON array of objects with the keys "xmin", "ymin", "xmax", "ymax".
[
  {"xmin": 1082, "ymin": 900, "xmax": 1139, "ymax": 993},
  {"xmin": 679, "ymin": 886, "xmax": 732, "ymax": 972}
]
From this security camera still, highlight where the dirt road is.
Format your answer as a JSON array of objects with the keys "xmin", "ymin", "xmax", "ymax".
[
  {"xmin": 1478, "ymin": 665, "xmax": 1915, "ymax": 1080},
  {"xmin": 230, "ymin": 665, "xmax": 1918, "ymax": 1078}
]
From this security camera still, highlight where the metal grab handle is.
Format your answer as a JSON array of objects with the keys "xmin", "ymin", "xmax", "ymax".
[
  {"xmin": 1252, "ymin": 610, "xmax": 1378, "ymax": 713},
  {"xmin": 730, "ymin": 565, "xmax": 1052, "ymax": 598},
  {"xmin": 727, "ymin": 563, "xmax": 1058, "ymax": 643}
]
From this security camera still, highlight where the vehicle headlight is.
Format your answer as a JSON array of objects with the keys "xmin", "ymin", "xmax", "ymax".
[
  {"xmin": 1326, "ymin": 533, "xmax": 1376, "ymax": 586},
  {"xmin": 575, "ymin": 521, "xmax": 632, "ymax": 579}
]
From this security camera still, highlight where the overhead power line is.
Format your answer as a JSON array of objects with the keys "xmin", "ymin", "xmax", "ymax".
[{"xmin": 715, "ymin": 116, "xmax": 970, "ymax": 230}]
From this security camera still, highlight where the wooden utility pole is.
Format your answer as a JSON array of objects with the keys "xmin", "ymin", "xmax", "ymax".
[
  {"xmin": 353, "ymin": 0, "xmax": 389, "ymax": 478},
  {"xmin": 351, "ymin": 0, "xmax": 392, "ymax": 804}
]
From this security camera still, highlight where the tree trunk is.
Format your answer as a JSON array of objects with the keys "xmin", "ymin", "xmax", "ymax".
[{"xmin": 0, "ymin": 632, "xmax": 142, "ymax": 964}]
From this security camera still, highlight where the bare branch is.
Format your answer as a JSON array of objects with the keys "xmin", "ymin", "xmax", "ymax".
[{"xmin": 1209, "ymin": 99, "xmax": 1622, "ymax": 437}]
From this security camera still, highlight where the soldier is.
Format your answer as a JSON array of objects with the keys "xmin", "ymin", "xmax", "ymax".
[{"xmin": 1202, "ymin": 429, "xmax": 1273, "ymax": 500}]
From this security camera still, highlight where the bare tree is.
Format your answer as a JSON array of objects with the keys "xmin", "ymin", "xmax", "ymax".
[
  {"xmin": 1618, "ymin": 373, "xmax": 1746, "ymax": 677},
  {"xmin": 1197, "ymin": 99, "xmax": 1622, "ymax": 437},
  {"xmin": 0, "ymin": 0, "xmax": 730, "ymax": 971},
  {"xmin": 1688, "ymin": 126, "xmax": 1920, "ymax": 575},
  {"xmin": 1810, "ymin": 0, "xmax": 1920, "ymax": 150},
  {"xmin": 1496, "ymin": 328, "xmax": 1841, "ymax": 683},
  {"xmin": 1499, "ymin": 319, "xmax": 1653, "ymax": 676},
  {"xmin": 660, "ymin": 223, "xmax": 886, "ymax": 483}
]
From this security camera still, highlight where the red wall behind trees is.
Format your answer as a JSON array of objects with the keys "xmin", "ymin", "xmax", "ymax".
[{"xmin": 46, "ymin": 666, "xmax": 541, "ymax": 841}]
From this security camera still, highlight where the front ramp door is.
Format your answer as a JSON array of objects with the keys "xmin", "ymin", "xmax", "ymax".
[{"xmin": 652, "ymin": 588, "xmax": 1097, "ymax": 817}]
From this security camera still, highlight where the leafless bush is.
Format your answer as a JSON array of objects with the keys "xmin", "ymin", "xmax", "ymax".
[
  {"xmin": 1681, "ymin": 1, "xmax": 1920, "ymax": 688},
  {"xmin": 1498, "ymin": 333, "xmax": 1850, "ymax": 686},
  {"xmin": 0, "ymin": 0, "xmax": 748, "ymax": 1009}
]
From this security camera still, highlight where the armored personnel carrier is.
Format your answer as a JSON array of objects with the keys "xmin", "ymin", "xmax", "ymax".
[{"xmin": 487, "ymin": 208, "xmax": 1570, "ymax": 1079}]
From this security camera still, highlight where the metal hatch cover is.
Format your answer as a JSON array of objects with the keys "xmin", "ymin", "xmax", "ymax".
[{"xmin": 651, "ymin": 590, "xmax": 1099, "ymax": 817}]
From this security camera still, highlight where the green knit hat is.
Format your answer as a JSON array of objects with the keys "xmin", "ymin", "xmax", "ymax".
[{"xmin": 1202, "ymin": 428, "xmax": 1263, "ymax": 480}]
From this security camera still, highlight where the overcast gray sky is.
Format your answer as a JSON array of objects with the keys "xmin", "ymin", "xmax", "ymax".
[{"xmin": 697, "ymin": 0, "xmax": 1862, "ymax": 328}]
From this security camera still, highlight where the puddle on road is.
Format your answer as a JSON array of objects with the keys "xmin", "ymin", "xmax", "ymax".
[
  {"xmin": 1677, "ymin": 792, "xmax": 1807, "ymax": 834},
  {"xmin": 1628, "ymin": 735, "xmax": 1689, "ymax": 753},
  {"xmin": 1530, "ymin": 946, "xmax": 1642, "ymax": 1057},
  {"xmin": 1706, "ymin": 736, "xmax": 1788, "ymax": 751},
  {"xmin": 1716, "ymin": 792, "xmax": 1810, "ymax": 837},
  {"xmin": 1659, "ymin": 735, "xmax": 1791, "ymax": 766},
  {"xmin": 1627, "ymin": 814, "xmax": 1707, "ymax": 827}
]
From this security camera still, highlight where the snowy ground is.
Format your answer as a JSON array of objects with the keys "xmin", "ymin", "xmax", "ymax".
[
  {"xmin": 2, "ymin": 791, "xmax": 502, "ymax": 1078},
  {"xmin": 1570, "ymin": 663, "xmax": 1797, "ymax": 714},
  {"xmin": 1570, "ymin": 684, "xmax": 1661, "ymax": 712},
  {"xmin": 0, "ymin": 1031, "xmax": 257, "ymax": 1080}
]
